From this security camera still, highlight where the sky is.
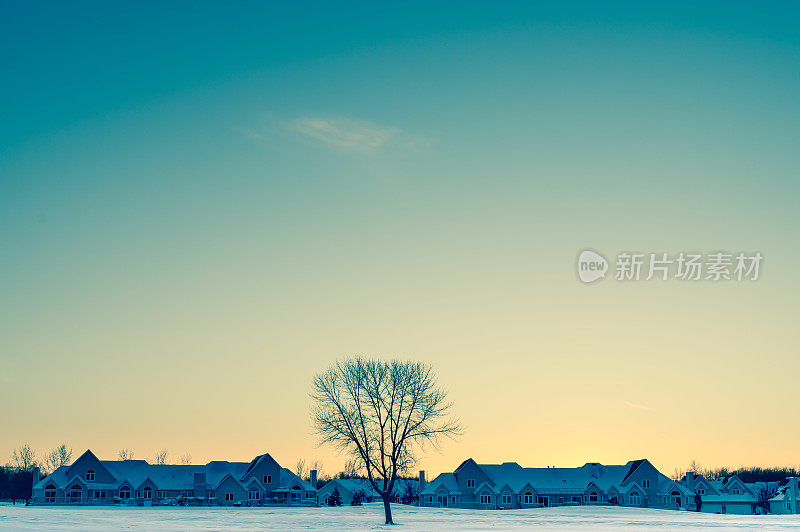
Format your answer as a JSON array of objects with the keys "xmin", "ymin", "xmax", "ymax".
[{"xmin": 1, "ymin": 2, "xmax": 799, "ymax": 479}]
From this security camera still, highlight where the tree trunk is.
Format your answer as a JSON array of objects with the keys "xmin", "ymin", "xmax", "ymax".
[{"xmin": 382, "ymin": 494, "xmax": 393, "ymax": 524}]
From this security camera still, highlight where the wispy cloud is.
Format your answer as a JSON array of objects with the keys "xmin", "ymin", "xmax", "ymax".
[
  {"xmin": 287, "ymin": 116, "xmax": 400, "ymax": 151},
  {"xmin": 624, "ymin": 401, "xmax": 655, "ymax": 411}
]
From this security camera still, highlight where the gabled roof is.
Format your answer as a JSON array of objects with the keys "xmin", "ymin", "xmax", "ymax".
[
  {"xmin": 621, "ymin": 459, "xmax": 646, "ymax": 484},
  {"xmin": 33, "ymin": 450, "xmax": 312, "ymax": 492},
  {"xmin": 215, "ymin": 473, "xmax": 246, "ymax": 490},
  {"xmin": 474, "ymin": 461, "xmax": 634, "ymax": 494},
  {"xmin": 473, "ymin": 481, "xmax": 495, "ymax": 494},
  {"xmin": 68, "ymin": 450, "xmax": 116, "ymax": 482},
  {"xmin": 243, "ymin": 477, "xmax": 265, "ymax": 490},
  {"xmin": 421, "ymin": 473, "xmax": 460, "ymax": 495},
  {"xmin": 278, "ymin": 468, "xmax": 316, "ymax": 491},
  {"xmin": 659, "ymin": 479, "xmax": 694, "ymax": 497}
]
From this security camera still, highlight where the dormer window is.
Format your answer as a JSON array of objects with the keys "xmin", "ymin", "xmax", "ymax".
[
  {"xmin": 698, "ymin": 489, "xmax": 705, "ymax": 495},
  {"xmin": 85, "ymin": 470, "xmax": 95, "ymax": 481},
  {"xmin": 732, "ymin": 488, "xmax": 740, "ymax": 495}
]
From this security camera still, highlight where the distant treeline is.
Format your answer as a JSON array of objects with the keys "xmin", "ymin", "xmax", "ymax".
[
  {"xmin": 675, "ymin": 463, "xmax": 799, "ymax": 484},
  {"xmin": 708, "ymin": 467, "xmax": 799, "ymax": 484},
  {"xmin": 0, "ymin": 468, "xmax": 33, "ymax": 502}
]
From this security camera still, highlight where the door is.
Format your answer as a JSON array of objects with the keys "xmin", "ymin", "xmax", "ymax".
[
  {"xmin": 538, "ymin": 496, "xmax": 549, "ymax": 507},
  {"xmin": 437, "ymin": 495, "xmax": 448, "ymax": 507}
]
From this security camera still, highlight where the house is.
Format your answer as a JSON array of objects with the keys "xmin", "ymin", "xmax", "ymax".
[
  {"xmin": 317, "ymin": 477, "xmax": 418, "ymax": 506},
  {"xmin": 31, "ymin": 449, "xmax": 317, "ymax": 506},
  {"xmin": 680, "ymin": 472, "xmax": 758, "ymax": 515},
  {"xmin": 421, "ymin": 458, "xmax": 690, "ymax": 510},
  {"xmin": 769, "ymin": 478, "xmax": 800, "ymax": 514}
]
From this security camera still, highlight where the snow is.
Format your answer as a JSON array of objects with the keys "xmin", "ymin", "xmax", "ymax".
[{"xmin": 1, "ymin": 503, "xmax": 799, "ymax": 530}]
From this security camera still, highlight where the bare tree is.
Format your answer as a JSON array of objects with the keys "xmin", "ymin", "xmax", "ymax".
[
  {"xmin": 44, "ymin": 444, "xmax": 72, "ymax": 474},
  {"xmin": 295, "ymin": 458, "xmax": 308, "ymax": 479},
  {"xmin": 155, "ymin": 449, "xmax": 169, "ymax": 465},
  {"xmin": 12, "ymin": 444, "xmax": 37, "ymax": 471},
  {"xmin": 118, "ymin": 448, "xmax": 134, "ymax": 460},
  {"xmin": 180, "ymin": 454, "xmax": 192, "ymax": 465},
  {"xmin": 339, "ymin": 458, "xmax": 362, "ymax": 479},
  {"xmin": 309, "ymin": 459, "xmax": 325, "ymax": 482},
  {"xmin": 757, "ymin": 483, "xmax": 779, "ymax": 514},
  {"xmin": 312, "ymin": 357, "xmax": 460, "ymax": 524},
  {"xmin": 688, "ymin": 459, "xmax": 703, "ymax": 478}
]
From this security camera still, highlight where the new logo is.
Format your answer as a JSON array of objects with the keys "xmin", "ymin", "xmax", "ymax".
[{"xmin": 577, "ymin": 250, "xmax": 608, "ymax": 283}]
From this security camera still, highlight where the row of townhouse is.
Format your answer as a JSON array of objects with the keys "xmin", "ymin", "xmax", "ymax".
[
  {"xmin": 30, "ymin": 450, "xmax": 800, "ymax": 515},
  {"xmin": 30, "ymin": 450, "xmax": 317, "ymax": 506},
  {"xmin": 420, "ymin": 458, "xmax": 800, "ymax": 515},
  {"xmin": 316, "ymin": 478, "xmax": 417, "ymax": 506}
]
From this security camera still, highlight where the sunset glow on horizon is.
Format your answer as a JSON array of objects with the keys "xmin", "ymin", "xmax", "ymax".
[{"xmin": 1, "ymin": 2, "xmax": 798, "ymax": 480}]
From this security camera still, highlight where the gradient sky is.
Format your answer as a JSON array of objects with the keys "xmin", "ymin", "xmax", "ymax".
[{"xmin": 1, "ymin": 2, "xmax": 799, "ymax": 478}]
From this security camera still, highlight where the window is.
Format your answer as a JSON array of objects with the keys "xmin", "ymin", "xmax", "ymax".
[
  {"xmin": 698, "ymin": 489, "xmax": 705, "ymax": 495},
  {"xmin": 480, "ymin": 494, "xmax": 491, "ymax": 504},
  {"xmin": 207, "ymin": 491, "xmax": 216, "ymax": 500},
  {"xmin": 143, "ymin": 487, "xmax": 152, "ymax": 499},
  {"xmin": 225, "ymin": 492, "xmax": 234, "ymax": 502},
  {"xmin": 523, "ymin": 492, "xmax": 533, "ymax": 504},
  {"xmin": 135, "ymin": 490, "xmax": 140, "ymax": 498},
  {"xmin": 249, "ymin": 490, "xmax": 259, "ymax": 500},
  {"xmin": 502, "ymin": 494, "xmax": 511, "ymax": 504},
  {"xmin": 732, "ymin": 488, "xmax": 740, "ymax": 495},
  {"xmin": 94, "ymin": 490, "xmax": 106, "ymax": 499},
  {"xmin": 629, "ymin": 492, "xmax": 640, "ymax": 505},
  {"xmin": 69, "ymin": 484, "xmax": 82, "ymax": 502},
  {"xmin": 119, "ymin": 487, "xmax": 131, "ymax": 499},
  {"xmin": 589, "ymin": 492, "xmax": 598, "ymax": 503},
  {"xmin": 264, "ymin": 475, "xmax": 272, "ymax": 484},
  {"xmin": 85, "ymin": 470, "xmax": 95, "ymax": 481},
  {"xmin": 572, "ymin": 496, "xmax": 582, "ymax": 504},
  {"xmin": 451, "ymin": 496, "xmax": 456, "ymax": 503},
  {"xmin": 306, "ymin": 492, "xmax": 314, "ymax": 499},
  {"xmin": 45, "ymin": 485, "xmax": 56, "ymax": 503},
  {"xmin": 467, "ymin": 479, "xmax": 475, "ymax": 488},
  {"xmin": 157, "ymin": 491, "xmax": 167, "ymax": 498},
  {"xmin": 641, "ymin": 480, "xmax": 650, "ymax": 489}
]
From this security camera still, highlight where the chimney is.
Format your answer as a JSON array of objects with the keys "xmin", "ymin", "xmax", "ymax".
[
  {"xmin": 685, "ymin": 472, "xmax": 695, "ymax": 491},
  {"xmin": 419, "ymin": 470, "xmax": 426, "ymax": 492},
  {"xmin": 32, "ymin": 466, "xmax": 40, "ymax": 489},
  {"xmin": 309, "ymin": 469, "xmax": 317, "ymax": 489},
  {"xmin": 194, "ymin": 472, "xmax": 207, "ymax": 499}
]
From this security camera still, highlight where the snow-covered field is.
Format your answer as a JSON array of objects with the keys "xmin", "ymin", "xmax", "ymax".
[{"xmin": 2, "ymin": 503, "xmax": 799, "ymax": 531}]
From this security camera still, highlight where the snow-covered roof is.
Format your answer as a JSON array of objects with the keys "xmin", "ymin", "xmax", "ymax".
[
  {"xmin": 479, "ymin": 462, "xmax": 636, "ymax": 494},
  {"xmin": 425, "ymin": 460, "xmax": 651, "ymax": 496},
  {"xmin": 34, "ymin": 451, "xmax": 314, "ymax": 492},
  {"xmin": 320, "ymin": 478, "xmax": 415, "ymax": 498},
  {"xmin": 769, "ymin": 483, "xmax": 800, "ymax": 503},
  {"xmin": 421, "ymin": 473, "xmax": 460, "ymax": 495}
]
